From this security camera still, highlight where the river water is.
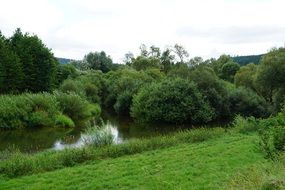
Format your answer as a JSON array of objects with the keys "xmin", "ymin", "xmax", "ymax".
[{"xmin": 0, "ymin": 112, "xmax": 195, "ymax": 153}]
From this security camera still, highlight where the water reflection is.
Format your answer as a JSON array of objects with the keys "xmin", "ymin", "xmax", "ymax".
[{"xmin": 0, "ymin": 112, "xmax": 214, "ymax": 153}]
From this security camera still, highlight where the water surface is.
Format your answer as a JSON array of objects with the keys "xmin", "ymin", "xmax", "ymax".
[{"xmin": 0, "ymin": 112, "xmax": 216, "ymax": 153}]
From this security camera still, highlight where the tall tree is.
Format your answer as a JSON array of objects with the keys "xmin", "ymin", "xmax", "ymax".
[
  {"xmin": 84, "ymin": 51, "xmax": 113, "ymax": 73},
  {"xmin": 9, "ymin": 28, "xmax": 57, "ymax": 92},
  {"xmin": 0, "ymin": 33, "xmax": 23, "ymax": 93}
]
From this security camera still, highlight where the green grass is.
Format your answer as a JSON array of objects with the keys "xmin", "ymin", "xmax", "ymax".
[{"xmin": 1, "ymin": 134, "xmax": 277, "ymax": 190}]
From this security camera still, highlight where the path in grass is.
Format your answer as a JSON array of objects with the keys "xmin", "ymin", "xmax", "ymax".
[{"xmin": 0, "ymin": 134, "xmax": 265, "ymax": 190}]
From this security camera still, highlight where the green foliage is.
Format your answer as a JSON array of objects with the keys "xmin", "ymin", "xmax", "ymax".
[
  {"xmin": 259, "ymin": 126, "xmax": 285, "ymax": 159},
  {"xmin": 131, "ymin": 56, "xmax": 161, "ymax": 71},
  {"xmin": 60, "ymin": 71, "xmax": 105, "ymax": 104},
  {"xmin": 255, "ymin": 48, "xmax": 285, "ymax": 107},
  {"xmin": 131, "ymin": 78, "xmax": 214, "ymax": 124},
  {"xmin": 55, "ymin": 114, "xmax": 75, "ymax": 128},
  {"xmin": 9, "ymin": 28, "xmax": 58, "ymax": 92},
  {"xmin": 104, "ymin": 68, "xmax": 158, "ymax": 115},
  {"xmin": 0, "ymin": 93, "xmax": 59, "ymax": 129},
  {"xmin": 56, "ymin": 64, "xmax": 78, "ymax": 86},
  {"xmin": 55, "ymin": 92, "xmax": 96, "ymax": 124},
  {"xmin": 84, "ymin": 51, "xmax": 113, "ymax": 73},
  {"xmin": 0, "ymin": 36, "xmax": 23, "ymax": 93},
  {"xmin": 232, "ymin": 115, "xmax": 259, "ymax": 134},
  {"xmin": 221, "ymin": 61, "xmax": 240, "ymax": 82},
  {"xmin": 189, "ymin": 65, "xmax": 230, "ymax": 119},
  {"xmin": 0, "ymin": 92, "xmax": 99, "ymax": 129},
  {"xmin": 229, "ymin": 87, "xmax": 269, "ymax": 118},
  {"xmin": 234, "ymin": 63, "xmax": 258, "ymax": 91}
]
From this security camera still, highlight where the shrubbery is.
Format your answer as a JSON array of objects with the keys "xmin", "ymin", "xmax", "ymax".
[
  {"xmin": 229, "ymin": 87, "xmax": 269, "ymax": 118},
  {"xmin": 0, "ymin": 92, "xmax": 101, "ymax": 129},
  {"xmin": 131, "ymin": 78, "xmax": 214, "ymax": 124}
]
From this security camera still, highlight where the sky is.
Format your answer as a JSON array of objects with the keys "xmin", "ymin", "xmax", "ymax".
[{"xmin": 1, "ymin": 0, "xmax": 285, "ymax": 62}]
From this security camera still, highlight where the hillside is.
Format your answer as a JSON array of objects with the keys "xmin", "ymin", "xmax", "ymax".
[
  {"xmin": 232, "ymin": 54, "xmax": 264, "ymax": 66},
  {"xmin": 56, "ymin": 57, "xmax": 74, "ymax": 64}
]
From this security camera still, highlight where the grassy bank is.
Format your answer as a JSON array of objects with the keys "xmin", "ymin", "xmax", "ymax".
[
  {"xmin": 0, "ymin": 127, "xmax": 225, "ymax": 178},
  {"xmin": 2, "ymin": 133, "xmax": 283, "ymax": 190}
]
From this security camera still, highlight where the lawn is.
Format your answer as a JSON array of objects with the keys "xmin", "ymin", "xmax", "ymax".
[{"xmin": 0, "ymin": 134, "xmax": 271, "ymax": 190}]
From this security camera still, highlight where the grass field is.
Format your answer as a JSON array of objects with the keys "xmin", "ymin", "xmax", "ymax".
[{"xmin": 2, "ymin": 133, "xmax": 282, "ymax": 190}]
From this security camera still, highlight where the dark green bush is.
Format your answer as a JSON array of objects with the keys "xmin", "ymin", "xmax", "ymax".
[
  {"xmin": 55, "ymin": 92, "xmax": 95, "ymax": 123},
  {"xmin": 104, "ymin": 68, "xmax": 158, "ymax": 115},
  {"xmin": 229, "ymin": 87, "xmax": 269, "ymax": 118},
  {"xmin": 131, "ymin": 78, "xmax": 214, "ymax": 124}
]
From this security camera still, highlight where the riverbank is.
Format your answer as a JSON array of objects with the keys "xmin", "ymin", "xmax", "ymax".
[{"xmin": 1, "ymin": 132, "xmax": 283, "ymax": 189}]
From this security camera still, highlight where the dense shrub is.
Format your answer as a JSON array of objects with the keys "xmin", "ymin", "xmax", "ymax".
[
  {"xmin": 104, "ymin": 68, "xmax": 159, "ymax": 115},
  {"xmin": 189, "ymin": 65, "xmax": 231, "ymax": 120},
  {"xmin": 55, "ymin": 114, "xmax": 75, "ymax": 128},
  {"xmin": 0, "ymin": 92, "xmax": 100, "ymax": 129},
  {"xmin": 54, "ymin": 92, "xmax": 98, "ymax": 124},
  {"xmin": 229, "ymin": 87, "xmax": 269, "ymax": 118},
  {"xmin": 131, "ymin": 78, "xmax": 214, "ymax": 124},
  {"xmin": 259, "ymin": 126, "xmax": 285, "ymax": 159},
  {"xmin": 59, "ymin": 71, "xmax": 105, "ymax": 104}
]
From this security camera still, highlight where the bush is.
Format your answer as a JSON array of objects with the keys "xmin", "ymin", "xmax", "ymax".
[
  {"xmin": 55, "ymin": 92, "xmax": 94, "ymax": 124},
  {"xmin": 104, "ymin": 68, "xmax": 155, "ymax": 115},
  {"xmin": 259, "ymin": 126, "xmax": 285, "ymax": 159},
  {"xmin": 0, "ymin": 92, "xmax": 100, "ymax": 129},
  {"xmin": 131, "ymin": 78, "xmax": 214, "ymax": 124},
  {"xmin": 55, "ymin": 114, "xmax": 75, "ymax": 128},
  {"xmin": 232, "ymin": 115, "xmax": 259, "ymax": 134},
  {"xmin": 29, "ymin": 111, "xmax": 54, "ymax": 127},
  {"xmin": 229, "ymin": 87, "xmax": 269, "ymax": 118}
]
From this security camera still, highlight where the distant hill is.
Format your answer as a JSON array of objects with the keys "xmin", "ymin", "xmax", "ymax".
[
  {"xmin": 232, "ymin": 54, "xmax": 264, "ymax": 66},
  {"xmin": 56, "ymin": 57, "xmax": 74, "ymax": 64}
]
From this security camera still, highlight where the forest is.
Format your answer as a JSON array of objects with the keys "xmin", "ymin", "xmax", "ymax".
[{"xmin": 0, "ymin": 29, "xmax": 284, "ymax": 189}]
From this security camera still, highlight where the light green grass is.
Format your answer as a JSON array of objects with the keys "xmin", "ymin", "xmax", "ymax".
[{"xmin": 1, "ymin": 134, "xmax": 275, "ymax": 190}]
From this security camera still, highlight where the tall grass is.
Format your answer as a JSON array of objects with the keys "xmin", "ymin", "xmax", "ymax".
[
  {"xmin": 82, "ymin": 125, "xmax": 114, "ymax": 147},
  {"xmin": 0, "ymin": 127, "xmax": 225, "ymax": 178}
]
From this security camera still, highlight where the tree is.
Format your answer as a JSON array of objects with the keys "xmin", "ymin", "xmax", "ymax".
[
  {"xmin": 221, "ymin": 62, "xmax": 240, "ymax": 82},
  {"xmin": 211, "ymin": 54, "xmax": 233, "ymax": 77},
  {"xmin": 9, "ymin": 28, "xmax": 58, "ymax": 92},
  {"xmin": 0, "ymin": 34, "xmax": 23, "ymax": 93},
  {"xmin": 131, "ymin": 56, "xmax": 161, "ymax": 71},
  {"xmin": 131, "ymin": 78, "xmax": 214, "ymax": 124},
  {"xmin": 139, "ymin": 44, "xmax": 148, "ymax": 57},
  {"xmin": 234, "ymin": 63, "xmax": 257, "ymax": 91},
  {"xmin": 173, "ymin": 44, "xmax": 189, "ymax": 64},
  {"xmin": 149, "ymin": 45, "xmax": 161, "ymax": 58},
  {"xmin": 189, "ymin": 65, "xmax": 230, "ymax": 119},
  {"xmin": 188, "ymin": 57, "xmax": 203, "ymax": 67},
  {"xmin": 160, "ymin": 48, "xmax": 175, "ymax": 73},
  {"xmin": 255, "ymin": 47, "xmax": 285, "ymax": 110},
  {"xmin": 84, "ymin": 51, "xmax": 113, "ymax": 73}
]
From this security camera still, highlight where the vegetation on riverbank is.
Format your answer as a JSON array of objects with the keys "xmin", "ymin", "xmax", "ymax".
[
  {"xmin": 0, "ymin": 92, "xmax": 101, "ymax": 129},
  {"xmin": 1, "ymin": 131, "xmax": 284, "ymax": 190}
]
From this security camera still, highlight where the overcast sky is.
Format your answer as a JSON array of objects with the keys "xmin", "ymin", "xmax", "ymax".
[{"xmin": 1, "ymin": 0, "xmax": 285, "ymax": 62}]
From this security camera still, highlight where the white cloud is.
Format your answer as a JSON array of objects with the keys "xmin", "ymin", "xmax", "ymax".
[{"xmin": 1, "ymin": 0, "xmax": 285, "ymax": 62}]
